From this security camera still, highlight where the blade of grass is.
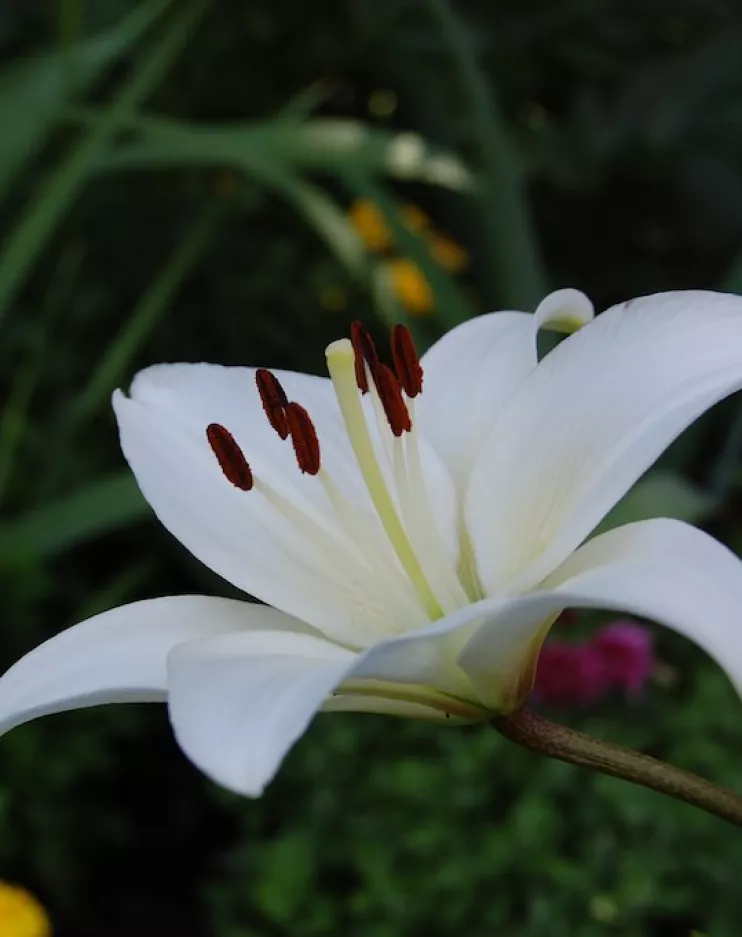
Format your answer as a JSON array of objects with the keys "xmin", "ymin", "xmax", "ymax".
[
  {"xmin": 0, "ymin": 244, "xmax": 84, "ymax": 505},
  {"xmin": 75, "ymin": 559, "xmax": 154, "ymax": 621},
  {"xmin": 79, "ymin": 112, "xmax": 472, "ymax": 191},
  {"xmin": 422, "ymin": 0, "xmax": 546, "ymax": 309},
  {"xmin": 0, "ymin": 0, "xmax": 173, "ymax": 202},
  {"xmin": 0, "ymin": 0, "xmax": 206, "ymax": 322},
  {"xmin": 65, "ymin": 200, "xmax": 224, "ymax": 432},
  {"xmin": 0, "ymin": 472, "xmax": 147, "ymax": 563}
]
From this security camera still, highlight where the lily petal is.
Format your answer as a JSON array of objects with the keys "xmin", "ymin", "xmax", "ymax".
[
  {"xmin": 417, "ymin": 291, "xmax": 593, "ymax": 488},
  {"xmin": 167, "ymin": 631, "xmax": 356, "ymax": 796},
  {"xmin": 114, "ymin": 369, "xmax": 413, "ymax": 646},
  {"xmin": 167, "ymin": 615, "xmax": 492, "ymax": 797},
  {"xmin": 466, "ymin": 290, "xmax": 742, "ymax": 595},
  {"xmin": 0, "ymin": 596, "xmax": 300, "ymax": 735},
  {"xmin": 458, "ymin": 519, "xmax": 742, "ymax": 708}
]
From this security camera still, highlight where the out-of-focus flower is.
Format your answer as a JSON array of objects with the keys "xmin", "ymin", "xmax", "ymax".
[
  {"xmin": 533, "ymin": 641, "xmax": 607, "ymax": 706},
  {"xmin": 399, "ymin": 203, "xmax": 431, "ymax": 233},
  {"xmin": 346, "ymin": 198, "xmax": 469, "ymax": 315},
  {"xmin": 534, "ymin": 620, "xmax": 655, "ymax": 707},
  {"xmin": 428, "ymin": 232, "xmax": 469, "ymax": 274},
  {"xmin": 0, "ymin": 881, "xmax": 51, "ymax": 937},
  {"xmin": 593, "ymin": 621, "xmax": 654, "ymax": 694},
  {"xmin": 348, "ymin": 199, "xmax": 394, "ymax": 252},
  {"xmin": 385, "ymin": 258, "xmax": 434, "ymax": 315}
]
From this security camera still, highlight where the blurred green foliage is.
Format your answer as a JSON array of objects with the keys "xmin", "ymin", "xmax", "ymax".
[{"xmin": 1, "ymin": 0, "xmax": 742, "ymax": 935}]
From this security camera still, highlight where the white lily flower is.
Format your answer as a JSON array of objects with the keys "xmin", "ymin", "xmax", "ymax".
[{"xmin": 3, "ymin": 288, "xmax": 742, "ymax": 797}]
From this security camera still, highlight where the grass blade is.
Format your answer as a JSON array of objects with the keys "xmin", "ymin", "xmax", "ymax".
[
  {"xmin": 66, "ymin": 201, "xmax": 224, "ymax": 431},
  {"xmin": 0, "ymin": 472, "xmax": 147, "ymax": 563},
  {"xmin": 0, "ymin": 0, "xmax": 173, "ymax": 203},
  {"xmin": 0, "ymin": 0, "xmax": 207, "ymax": 322},
  {"xmin": 423, "ymin": 0, "xmax": 547, "ymax": 309}
]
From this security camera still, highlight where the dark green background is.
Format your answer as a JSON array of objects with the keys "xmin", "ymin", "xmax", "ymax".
[{"xmin": 1, "ymin": 1, "xmax": 742, "ymax": 934}]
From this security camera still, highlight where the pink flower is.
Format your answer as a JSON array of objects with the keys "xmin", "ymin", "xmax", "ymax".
[
  {"xmin": 533, "ymin": 620, "xmax": 654, "ymax": 707},
  {"xmin": 592, "ymin": 621, "xmax": 654, "ymax": 695},
  {"xmin": 533, "ymin": 642, "xmax": 608, "ymax": 706}
]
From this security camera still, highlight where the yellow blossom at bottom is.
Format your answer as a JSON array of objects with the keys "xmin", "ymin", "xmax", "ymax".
[
  {"xmin": 386, "ymin": 258, "xmax": 434, "ymax": 315},
  {"xmin": 0, "ymin": 882, "xmax": 51, "ymax": 937}
]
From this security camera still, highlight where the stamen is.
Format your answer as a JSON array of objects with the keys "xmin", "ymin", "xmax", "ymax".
[
  {"xmin": 325, "ymin": 338, "xmax": 441, "ymax": 618},
  {"xmin": 286, "ymin": 402, "xmax": 321, "ymax": 475},
  {"xmin": 373, "ymin": 363, "xmax": 412, "ymax": 436},
  {"xmin": 206, "ymin": 423, "xmax": 253, "ymax": 491},
  {"xmin": 391, "ymin": 324, "xmax": 423, "ymax": 398},
  {"xmin": 350, "ymin": 321, "xmax": 379, "ymax": 394},
  {"xmin": 255, "ymin": 368, "xmax": 289, "ymax": 439}
]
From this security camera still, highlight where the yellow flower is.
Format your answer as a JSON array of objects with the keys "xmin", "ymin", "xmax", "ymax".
[
  {"xmin": 347, "ymin": 199, "xmax": 393, "ymax": 252},
  {"xmin": 347, "ymin": 200, "xmax": 434, "ymax": 251},
  {"xmin": 386, "ymin": 258, "xmax": 434, "ymax": 315},
  {"xmin": 399, "ymin": 203, "xmax": 431, "ymax": 233},
  {"xmin": 428, "ymin": 232, "xmax": 469, "ymax": 273},
  {"xmin": 0, "ymin": 882, "xmax": 51, "ymax": 937}
]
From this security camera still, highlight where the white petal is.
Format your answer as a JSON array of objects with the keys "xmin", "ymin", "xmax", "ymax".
[
  {"xmin": 417, "ymin": 311, "xmax": 537, "ymax": 487},
  {"xmin": 0, "ymin": 596, "xmax": 296, "ymax": 734},
  {"xmin": 114, "ymin": 366, "xmax": 410, "ymax": 646},
  {"xmin": 466, "ymin": 290, "xmax": 742, "ymax": 596},
  {"xmin": 458, "ymin": 518, "xmax": 742, "ymax": 708},
  {"xmin": 417, "ymin": 290, "xmax": 593, "ymax": 488},
  {"xmin": 167, "ymin": 610, "xmax": 495, "ymax": 796},
  {"xmin": 167, "ymin": 630, "xmax": 356, "ymax": 796},
  {"xmin": 534, "ymin": 288, "xmax": 594, "ymax": 333}
]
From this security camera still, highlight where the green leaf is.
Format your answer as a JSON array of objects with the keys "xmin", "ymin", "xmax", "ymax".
[
  {"xmin": 595, "ymin": 471, "xmax": 715, "ymax": 535},
  {"xmin": 0, "ymin": 472, "xmax": 148, "ymax": 563}
]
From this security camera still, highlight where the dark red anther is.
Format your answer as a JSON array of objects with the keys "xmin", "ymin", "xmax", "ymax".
[
  {"xmin": 206, "ymin": 423, "xmax": 254, "ymax": 491},
  {"xmin": 391, "ymin": 324, "xmax": 423, "ymax": 398},
  {"xmin": 373, "ymin": 363, "xmax": 412, "ymax": 436},
  {"xmin": 286, "ymin": 402, "xmax": 321, "ymax": 475},
  {"xmin": 255, "ymin": 368, "xmax": 289, "ymax": 439},
  {"xmin": 350, "ymin": 321, "xmax": 379, "ymax": 394}
]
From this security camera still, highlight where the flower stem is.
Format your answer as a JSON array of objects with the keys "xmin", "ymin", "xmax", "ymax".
[{"xmin": 492, "ymin": 706, "xmax": 742, "ymax": 827}]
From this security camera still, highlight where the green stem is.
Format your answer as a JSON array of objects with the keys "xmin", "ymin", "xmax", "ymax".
[
  {"xmin": 493, "ymin": 706, "xmax": 742, "ymax": 828},
  {"xmin": 422, "ymin": 0, "xmax": 546, "ymax": 309}
]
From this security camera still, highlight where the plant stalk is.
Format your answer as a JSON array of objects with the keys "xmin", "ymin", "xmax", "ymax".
[{"xmin": 493, "ymin": 706, "xmax": 742, "ymax": 827}]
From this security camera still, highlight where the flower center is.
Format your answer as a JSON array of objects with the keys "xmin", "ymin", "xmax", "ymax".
[{"xmin": 206, "ymin": 323, "xmax": 474, "ymax": 628}]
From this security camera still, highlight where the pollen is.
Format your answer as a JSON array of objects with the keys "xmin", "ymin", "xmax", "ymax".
[
  {"xmin": 373, "ymin": 363, "xmax": 412, "ymax": 436},
  {"xmin": 255, "ymin": 368, "xmax": 289, "ymax": 439},
  {"xmin": 391, "ymin": 324, "xmax": 423, "ymax": 398},
  {"xmin": 206, "ymin": 423, "xmax": 254, "ymax": 491},
  {"xmin": 286, "ymin": 402, "xmax": 321, "ymax": 475},
  {"xmin": 350, "ymin": 321, "xmax": 379, "ymax": 393}
]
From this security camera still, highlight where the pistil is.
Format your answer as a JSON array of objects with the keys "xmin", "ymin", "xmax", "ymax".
[{"xmin": 326, "ymin": 338, "xmax": 442, "ymax": 618}]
